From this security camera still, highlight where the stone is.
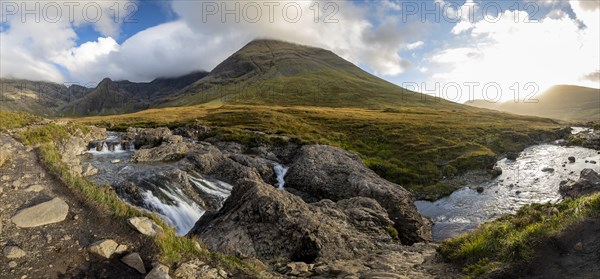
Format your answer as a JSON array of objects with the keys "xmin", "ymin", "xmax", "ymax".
[
  {"xmin": 121, "ymin": 253, "xmax": 146, "ymax": 274},
  {"xmin": 3, "ymin": 246, "xmax": 26, "ymax": 259},
  {"xmin": 284, "ymin": 144, "xmax": 431, "ymax": 243},
  {"xmin": 476, "ymin": 186, "xmax": 484, "ymax": 193},
  {"xmin": 81, "ymin": 163, "xmax": 98, "ymax": 176},
  {"xmin": 590, "ymin": 161, "xmax": 597, "ymax": 164},
  {"xmin": 88, "ymin": 239, "xmax": 123, "ymax": 259},
  {"xmin": 542, "ymin": 167, "xmax": 555, "ymax": 173},
  {"xmin": 192, "ymin": 179, "xmax": 396, "ymax": 263},
  {"xmin": 506, "ymin": 152, "xmax": 519, "ymax": 161},
  {"xmin": 145, "ymin": 264, "xmax": 171, "ymax": 279},
  {"xmin": 568, "ymin": 156, "xmax": 576, "ymax": 163},
  {"xmin": 11, "ymin": 198, "xmax": 69, "ymax": 228},
  {"xmin": 559, "ymin": 169, "xmax": 600, "ymax": 198},
  {"xmin": 111, "ymin": 159, "xmax": 121, "ymax": 164},
  {"xmin": 24, "ymin": 184, "xmax": 44, "ymax": 192},
  {"xmin": 285, "ymin": 262, "xmax": 311, "ymax": 276},
  {"xmin": 490, "ymin": 167, "xmax": 502, "ymax": 177},
  {"xmin": 128, "ymin": 217, "xmax": 164, "ymax": 237},
  {"xmin": 574, "ymin": 241, "xmax": 583, "ymax": 252},
  {"xmin": 8, "ymin": 261, "xmax": 17, "ymax": 268}
]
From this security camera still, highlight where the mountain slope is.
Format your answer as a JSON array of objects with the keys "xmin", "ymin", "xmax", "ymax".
[
  {"xmin": 166, "ymin": 39, "xmax": 465, "ymax": 109},
  {"xmin": 466, "ymin": 85, "xmax": 600, "ymax": 121},
  {"xmin": 60, "ymin": 72, "xmax": 208, "ymax": 116},
  {"xmin": 0, "ymin": 79, "xmax": 91, "ymax": 116}
]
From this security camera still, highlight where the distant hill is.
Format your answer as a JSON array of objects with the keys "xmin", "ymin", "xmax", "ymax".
[
  {"xmin": 466, "ymin": 85, "xmax": 600, "ymax": 122},
  {"xmin": 165, "ymin": 39, "xmax": 465, "ymax": 110}
]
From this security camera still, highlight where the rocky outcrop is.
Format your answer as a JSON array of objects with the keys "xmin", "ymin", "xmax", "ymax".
[
  {"xmin": 559, "ymin": 169, "xmax": 600, "ymax": 198},
  {"xmin": 125, "ymin": 127, "xmax": 173, "ymax": 148},
  {"xmin": 285, "ymin": 145, "xmax": 431, "ymax": 243},
  {"xmin": 191, "ymin": 179, "xmax": 396, "ymax": 263},
  {"xmin": 11, "ymin": 197, "xmax": 69, "ymax": 228},
  {"xmin": 131, "ymin": 142, "xmax": 197, "ymax": 162}
]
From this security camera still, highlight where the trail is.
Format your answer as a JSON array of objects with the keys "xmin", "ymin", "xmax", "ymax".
[{"xmin": 0, "ymin": 134, "xmax": 155, "ymax": 279}]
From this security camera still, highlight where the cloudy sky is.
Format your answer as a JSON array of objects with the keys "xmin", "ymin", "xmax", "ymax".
[{"xmin": 1, "ymin": 0, "xmax": 598, "ymax": 102}]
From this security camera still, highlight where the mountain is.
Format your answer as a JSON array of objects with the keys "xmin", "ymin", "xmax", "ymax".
[
  {"xmin": 165, "ymin": 39, "xmax": 465, "ymax": 109},
  {"xmin": 58, "ymin": 71, "xmax": 208, "ymax": 116},
  {"xmin": 0, "ymin": 79, "xmax": 92, "ymax": 116},
  {"xmin": 466, "ymin": 85, "xmax": 600, "ymax": 122}
]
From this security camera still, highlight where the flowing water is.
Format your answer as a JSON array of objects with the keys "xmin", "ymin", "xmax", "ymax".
[
  {"xmin": 274, "ymin": 164, "xmax": 289, "ymax": 189},
  {"xmin": 83, "ymin": 133, "xmax": 217, "ymax": 235},
  {"xmin": 83, "ymin": 133, "xmax": 286, "ymax": 235},
  {"xmin": 416, "ymin": 130, "xmax": 600, "ymax": 241}
]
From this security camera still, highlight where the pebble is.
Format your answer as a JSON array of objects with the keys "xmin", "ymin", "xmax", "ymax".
[{"xmin": 8, "ymin": 261, "xmax": 17, "ymax": 268}]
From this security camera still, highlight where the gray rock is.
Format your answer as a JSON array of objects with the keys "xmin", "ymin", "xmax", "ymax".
[
  {"xmin": 569, "ymin": 156, "xmax": 576, "ymax": 163},
  {"xmin": 145, "ymin": 264, "xmax": 171, "ymax": 279},
  {"xmin": 131, "ymin": 142, "xmax": 196, "ymax": 163},
  {"xmin": 285, "ymin": 145, "xmax": 431, "ymax": 243},
  {"xmin": 126, "ymin": 127, "xmax": 173, "ymax": 148},
  {"xmin": 121, "ymin": 253, "xmax": 146, "ymax": 274},
  {"xmin": 559, "ymin": 169, "xmax": 600, "ymax": 198},
  {"xmin": 88, "ymin": 239, "xmax": 127, "ymax": 259},
  {"xmin": 192, "ymin": 179, "xmax": 396, "ymax": 263},
  {"xmin": 81, "ymin": 163, "xmax": 98, "ymax": 176},
  {"xmin": 506, "ymin": 152, "xmax": 519, "ymax": 161},
  {"xmin": 542, "ymin": 167, "xmax": 555, "ymax": 173},
  {"xmin": 128, "ymin": 217, "xmax": 164, "ymax": 237},
  {"xmin": 3, "ymin": 246, "xmax": 26, "ymax": 259},
  {"xmin": 11, "ymin": 197, "xmax": 69, "ymax": 228}
]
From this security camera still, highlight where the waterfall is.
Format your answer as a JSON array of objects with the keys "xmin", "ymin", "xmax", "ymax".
[
  {"xmin": 141, "ymin": 188, "xmax": 205, "ymax": 235},
  {"xmin": 274, "ymin": 164, "xmax": 289, "ymax": 189},
  {"xmin": 189, "ymin": 176, "xmax": 232, "ymax": 199}
]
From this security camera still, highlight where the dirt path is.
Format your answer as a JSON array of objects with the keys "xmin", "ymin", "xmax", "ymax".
[
  {"xmin": 0, "ymin": 134, "xmax": 157, "ymax": 279},
  {"xmin": 517, "ymin": 217, "xmax": 600, "ymax": 279}
]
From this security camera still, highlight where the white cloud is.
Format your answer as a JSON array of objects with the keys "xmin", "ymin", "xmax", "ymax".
[
  {"xmin": 406, "ymin": 41, "xmax": 424, "ymax": 50},
  {"xmin": 427, "ymin": 4, "xmax": 599, "ymax": 102},
  {"xmin": 2, "ymin": 0, "xmax": 419, "ymax": 83}
]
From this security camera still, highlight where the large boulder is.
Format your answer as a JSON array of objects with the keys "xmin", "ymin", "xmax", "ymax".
[
  {"xmin": 131, "ymin": 142, "xmax": 197, "ymax": 163},
  {"xmin": 559, "ymin": 169, "xmax": 600, "ymax": 198},
  {"xmin": 125, "ymin": 127, "xmax": 173, "ymax": 148},
  {"xmin": 285, "ymin": 145, "xmax": 431, "ymax": 243},
  {"xmin": 190, "ymin": 179, "xmax": 396, "ymax": 263}
]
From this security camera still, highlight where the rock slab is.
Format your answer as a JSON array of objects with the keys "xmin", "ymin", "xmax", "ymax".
[{"xmin": 11, "ymin": 198, "xmax": 69, "ymax": 228}]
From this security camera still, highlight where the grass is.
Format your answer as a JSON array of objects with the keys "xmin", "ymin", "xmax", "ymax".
[
  {"xmin": 0, "ymin": 109, "xmax": 40, "ymax": 131},
  {"xmin": 17, "ymin": 124, "xmax": 257, "ymax": 276},
  {"xmin": 71, "ymin": 104, "xmax": 565, "ymax": 200},
  {"xmin": 439, "ymin": 193, "xmax": 600, "ymax": 278}
]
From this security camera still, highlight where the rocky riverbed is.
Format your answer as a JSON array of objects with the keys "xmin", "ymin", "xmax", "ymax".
[
  {"xmin": 417, "ymin": 127, "xmax": 600, "ymax": 241},
  {"xmin": 77, "ymin": 125, "xmax": 454, "ymax": 277}
]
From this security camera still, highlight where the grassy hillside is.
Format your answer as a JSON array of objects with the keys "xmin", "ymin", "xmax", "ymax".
[
  {"xmin": 164, "ymin": 40, "xmax": 465, "ymax": 110},
  {"xmin": 0, "ymin": 110, "xmax": 40, "ymax": 131},
  {"xmin": 466, "ymin": 85, "xmax": 600, "ymax": 122},
  {"xmin": 71, "ymin": 104, "xmax": 565, "ymax": 200},
  {"xmin": 440, "ymin": 193, "xmax": 600, "ymax": 278}
]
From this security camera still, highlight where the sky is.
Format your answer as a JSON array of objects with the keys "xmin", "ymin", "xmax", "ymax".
[{"xmin": 1, "ymin": 0, "xmax": 599, "ymax": 103}]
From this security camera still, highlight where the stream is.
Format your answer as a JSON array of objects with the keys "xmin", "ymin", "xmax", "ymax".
[
  {"xmin": 82, "ymin": 133, "xmax": 289, "ymax": 235},
  {"xmin": 416, "ymin": 128, "xmax": 600, "ymax": 241}
]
